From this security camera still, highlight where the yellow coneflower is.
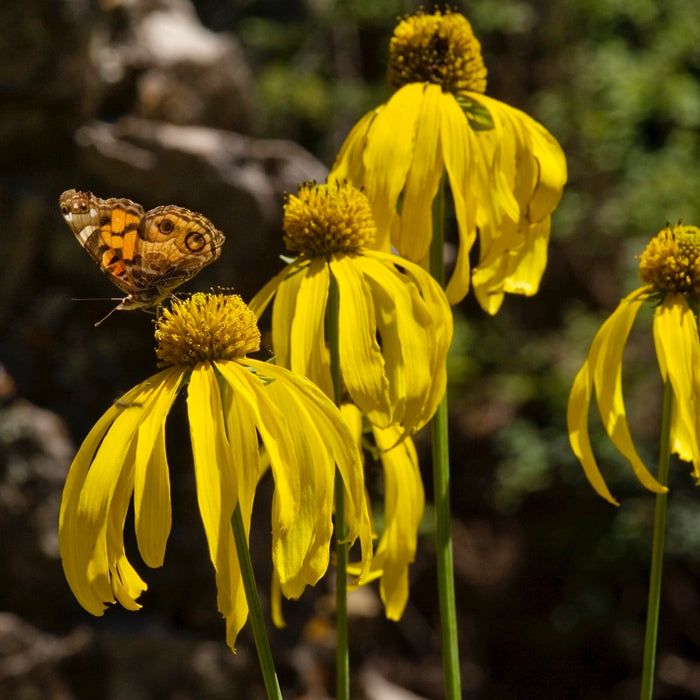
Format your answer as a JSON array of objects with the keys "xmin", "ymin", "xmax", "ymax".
[
  {"xmin": 331, "ymin": 8, "xmax": 567, "ymax": 312},
  {"xmin": 250, "ymin": 182, "xmax": 453, "ymax": 436},
  {"xmin": 59, "ymin": 293, "xmax": 372, "ymax": 650},
  {"xmin": 568, "ymin": 224, "xmax": 700, "ymax": 503}
]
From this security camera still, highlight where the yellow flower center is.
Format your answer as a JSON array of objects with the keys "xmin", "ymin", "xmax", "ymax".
[
  {"xmin": 155, "ymin": 293, "xmax": 261, "ymax": 367},
  {"xmin": 283, "ymin": 182, "xmax": 376, "ymax": 256},
  {"xmin": 387, "ymin": 9, "xmax": 487, "ymax": 96},
  {"xmin": 639, "ymin": 224, "xmax": 700, "ymax": 295}
]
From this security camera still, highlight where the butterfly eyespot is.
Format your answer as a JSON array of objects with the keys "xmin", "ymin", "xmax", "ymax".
[
  {"xmin": 185, "ymin": 231, "xmax": 206, "ymax": 251},
  {"xmin": 159, "ymin": 218, "xmax": 175, "ymax": 234}
]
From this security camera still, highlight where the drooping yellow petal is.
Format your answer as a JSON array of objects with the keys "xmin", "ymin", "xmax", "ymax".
[
  {"xmin": 104, "ymin": 437, "xmax": 146, "ymax": 612},
  {"xmin": 59, "ymin": 399, "xmax": 132, "ymax": 615},
  {"xmin": 394, "ymin": 84, "xmax": 444, "ymax": 262},
  {"xmin": 270, "ymin": 569, "xmax": 285, "ymax": 628},
  {"xmin": 441, "ymin": 92, "xmax": 477, "ymax": 304},
  {"xmin": 220, "ymin": 374, "xmax": 262, "ymax": 531},
  {"xmin": 372, "ymin": 422, "xmax": 424, "ymax": 621},
  {"xmin": 248, "ymin": 261, "xmax": 300, "ymax": 319},
  {"xmin": 501, "ymin": 219, "xmax": 551, "ymax": 297},
  {"xmin": 357, "ymin": 253, "xmax": 449, "ymax": 433},
  {"xmin": 59, "ymin": 371, "xmax": 176, "ymax": 615},
  {"xmin": 568, "ymin": 287, "xmax": 665, "ymax": 502},
  {"xmin": 330, "ymin": 254, "xmax": 392, "ymax": 427},
  {"xmin": 653, "ymin": 294, "xmax": 700, "ymax": 477},
  {"xmin": 330, "ymin": 108, "xmax": 376, "ymax": 188},
  {"xmin": 216, "ymin": 360, "xmax": 300, "ymax": 534},
  {"xmin": 470, "ymin": 96, "xmax": 520, "ymax": 228},
  {"xmin": 187, "ymin": 363, "xmax": 247, "ymax": 650},
  {"xmin": 77, "ymin": 385, "xmax": 168, "ymax": 607},
  {"xmin": 75, "ymin": 407, "xmax": 140, "ymax": 599},
  {"xmin": 461, "ymin": 94, "xmax": 566, "ymax": 310},
  {"xmin": 133, "ymin": 369, "xmax": 182, "ymax": 567},
  {"xmin": 269, "ymin": 261, "xmax": 309, "ymax": 369},
  {"xmin": 360, "ymin": 83, "xmax": 425, "ymax": 246},
  {"xmin": 262, "ymin": 371, "xmax": 336, "ymax": 597},
  {"xmin": 591, "ymin": 289, "xmax": 664, "ymax": 493},
  {"xmin": 246, "ymin": 360, "xmax": 373, "ymax": 588},
  {"xmin": 370, "ymin": 250, "xmax": 453, "ymax": 427},
  {"xmin": 476, "ymin": 94, "xmax": 566, "ymax": 225},
  {"xmin": 472, "ymin": 217, "xmax": 551, "ymax": 314},
  {"xmin": 568, "ymin": 360, "xmax": 618, "ymax": 505},
  {"xmin": 288, "ymin": 257, "xmax": 332, "ymax": 398}
]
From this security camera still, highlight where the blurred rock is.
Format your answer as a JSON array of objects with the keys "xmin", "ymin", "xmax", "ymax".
[
  {"xmin": 0, "ymin": 0, "xmax": 99, "ymax": 170},
  {"xmin": 0, "ymin": 365, "xmax": 76, "ymax": 625},
  {"xmin": 93, "ymin": 0, "xmax": 256, "ymax": 133},
  {"xmin": 0, "ymin": 613, "xmax": 93, "ymax": 698}
]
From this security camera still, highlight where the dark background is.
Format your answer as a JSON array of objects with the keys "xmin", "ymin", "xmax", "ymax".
[{"xmin": 3, "ymin": 0, "xmax": 700, "ymax": 698}]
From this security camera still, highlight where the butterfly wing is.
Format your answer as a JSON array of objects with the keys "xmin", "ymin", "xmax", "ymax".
[
  {"xmin": 59, "ymin": 189, "xmax": 145, "ymax": 297},
  {"xmin": 132, "ymin": 205, "xmax": 226, "ymax": 299}
]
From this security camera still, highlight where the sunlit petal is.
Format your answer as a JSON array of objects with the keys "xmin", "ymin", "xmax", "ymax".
[
  {"xmin": 270, "ymin": 261, "xmax": 309, "ymax": 369},
  {"xmin": 59, "ymin": 373, "xmax": 172, "ymax": 615},
  {"xmin": 216, "ymin": 361, "xmax": 300, "ymax": 533},
  {"xmin": 477, "ymin": 94, "xmax": 566, "ymax": 224},
  {"xmin": 591, "ymin": 289, "xmax": 664, "ymax": 493},
  {"xmin": 289, "ymin": 257, "xmax": 332, "ymax": 397},
  {"xmin": 653, "ymin": 294, "xmax": 700, "ymax": 475},
  {"xmin": 357, "ymin": 255, "xmax": 442, "ymax": 433},
  {"xmin": 372, "ymin": 422, "xmax": 424, "ymax": 620},
  {"xmin": 331, "ymin": 108, "xmax": 376, "ymax": 187},
  {"xmin": 568, "ymin": 359, "xmax": 618, "ymax": 505},
  {"xmin": 263, "ymin": 372, "xmax": 335, "ymax": 597},
  {"xmin": 371, "ymin": 250, "xmax": 453, "ymax": 425},
  {"xmin": 248, "ymin": 263, "xmax": 294, "ymax": 319},
  {"xmin": 568, "ymin": 288, "xmax": 666, "ymax": 501},
  {"xmin": 361, "ymin": 84, "xmax": 425, "ymax": 245},
  {"xmin": 441, "ymin": 93, "xmax": 477, "ymax": 304},
  {"xmin": 248, "ymin": 360, "xmax": 373, "ymax": 587},
  {"xmin": 133, "ymin": 369, "xmax": 182, "ymax": 567},
  {"xmin": 187, "ymin": 363, "xmax": 247, "ymax": 647},
  {"xmin": 395, "ymin": 84, "xmax": 444, "ymax": 262},
  {"xmin": 220, "ymin": 375, "xmax": 262, "ymax": 530},
  {"xmin": 330, "ymin": 254, "xmax": 392, "ymax": 427}
]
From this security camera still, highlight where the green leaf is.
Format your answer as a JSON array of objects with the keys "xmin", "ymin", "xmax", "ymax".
[{"xmin": 456, "ymin": 95, "xmax": 495, "ymax": 131}]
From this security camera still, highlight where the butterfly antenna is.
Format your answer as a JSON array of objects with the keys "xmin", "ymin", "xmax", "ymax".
[{"xmin": 71, "ymin": 297, "xmax": 124, "ymax": 302}]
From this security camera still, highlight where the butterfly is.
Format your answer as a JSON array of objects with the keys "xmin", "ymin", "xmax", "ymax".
[{"xmin": 59, "ymin": 189, "xmax": 226, "ymax": 319}]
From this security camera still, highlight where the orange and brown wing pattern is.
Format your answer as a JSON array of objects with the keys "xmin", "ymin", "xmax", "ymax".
[
  {"xmin": 59, "ymin": 189, "xmax": 145, "ymax": 297},
  {"xmin": 59, "ymin": 189, "xmax": 226, "ymax": 311},
  {"xmin": 136, "ymin": 205, "xmax": 225, "ymax": 287}
]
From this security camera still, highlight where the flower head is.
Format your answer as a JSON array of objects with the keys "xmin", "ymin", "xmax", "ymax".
[
  {"xmin": 283, "ymin": 182, "xmax": 376, "ymax": 255},
  {"xmin": 330, "ymin": 8, "xmax": 567, "ymax": 311},
  {"xmin": 568, "ymin": 224, "xmax": 700, "ymax": 504},
  {"xmin": 638, "ymin": 223, "xmax": 700, "ymax": 295},
  {"xmin": 387, "ymin": 9, "xmax": 487, "ymax": 95},
  {"xmin": 59, "ymin": 293, "xmax": 372, "ymax": 650},
  {"xmin": 155, "ymin": 292, "xmax": 261, "ymax": 365},
  {"xmin": 249, "ymin": 183, "xmax": 453, "ymax": 435}
]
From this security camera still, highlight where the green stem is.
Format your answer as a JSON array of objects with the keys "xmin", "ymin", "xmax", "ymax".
[
  {"xmin": 640, "ymin": 379, "xmax": 673, "ymax": 699},
  {"xmin": 430, "ymin": 178, "xmax": 462, "ymax": 700},
  {"xmin": 327, "ymin": 268, "xmax": 350, "ymax": 700},
  {"xmin": 231, "ymin": 503, "xmax": 283, "ymax": 700}
]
